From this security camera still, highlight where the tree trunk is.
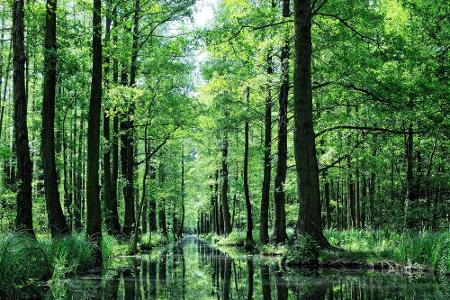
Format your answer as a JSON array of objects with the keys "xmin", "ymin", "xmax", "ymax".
[
  {"xmin": 149, "ymin": 165, "xmax": 157, "ymax": 232},
  {"xmin": 62, "ymin": 114, "xmax": 72, "ymax": 231},
  {"xmin": 102, "ymin": 0, "xmax": 120, "ymax": 235},
  {"xmin": 243, "ymin": 87, "xmax": 254, "ymax": 249},
  {"xmin": 324, "ymin": 174, "xmax": 331, "ymax": 228},
  {"xmin": 120, "ymin": 69, "xmax": 135, "ymax": 236},
  {"xmin": 122, "ymin": 0, "xmax": 140, "ymax": 236},
  {"xmin": 86, "ymin": 0, "xmax": 103, "ymax": 265},
  {"xmin": 132, "ymin": 123, "xmax": 149, "ymax": 254},
  {"xmin": 178, "ymin": 149, "xmax": 185, "ymax": 239},
  {"xmin": 158, "ymin": 161, "xmax": 167, "ymax": 237},
  {"xmin": 110, "ymin": 6, "xmax": 120, "ymax": 235},
  {"xmin": 259, "ymin": 51, "xmax": 273, "ymax": 244},
  {"xmin": 221, "ymin": 135, "xmax": 232, "ymax": 235},
  {"xmin": 74, "ymin": 111, "xmax": 83, "ymax": 231},
  {"xmin": 272, "ymin": 0, "xmax": 290, "ymax": 244},
  {"xmin": 293, "ymin": 0, "xmax": 329, "ymax": 247},
  {"xmin": 404, "ymin": 123, "xmax": 417, "ymax": 228},
  {"xmin": 347, "ymin": 157, "xmax": 355, "ymax": 228},
  {"xmin": 41, "ymin": 0, "xmax": 69, "ymax": 237},
  {"xmin": 13, "ymin": 0, "xmax": 34, "ymax": 236},
  {"xmin": 214, "ymin": 170, "xmax": 221, "ymax": 235}
]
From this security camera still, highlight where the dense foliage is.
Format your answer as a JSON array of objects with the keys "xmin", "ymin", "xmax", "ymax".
[{"xmin": 0, "ymin": 0, "xmax": 448, "ymax": 292}]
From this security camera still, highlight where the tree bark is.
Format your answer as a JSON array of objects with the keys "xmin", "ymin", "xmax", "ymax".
[
  {"xmin": 74, "ymin": 110, "xmax": 83, "ymax": 230},
  {"xmin": 110, "ymin": 6, "xmax": 120, "ymax": 235},
  {"xmin": 122, "ymin": 0, "xmax": 140, "ymax": 235},
  {"xmin": 149, "ymin": 165, "xmax": 157, "ymax": 232},
  {"xmin": 272, "ymin": 0, "xmax": 290, "ymax": 244},
  {"xmin": 41, "ymin": 0, "xmax": 69, "ymax": 237},
  {"xmin": 102, "ymin": 0, "xmax": 120, "ymax": 235},
  {"xmin": 404, "ymin": 123, "xmax": 417, "ymax": 228},
  {"xmin": 158, "ymin": 161, "xmax": 167, "ymax": 237},
  {"xmin": 214, "ymin": 170, "xmax": 221, "ymax": 235},
  {"xmin": 13, "ymin": 0, "xmax": 34, "ymax": 236},
  {"xmin": 86, "ymin": 0, "xmax": 103, "ymax": 265},
  {"xmin": 243, "ymin": 87, "xmax": 254, "ymax": 249},
  {"xmin": 293, "ymin": 0, "xmax": 329, "ymax": 247},
  {"xmin": 178, "ymin": 149, "xmax": 186, "ymax": 239},
  {"xmin": 132, "ymin": 124, "xmax": 149, "ymax": 254},
  {"xmin": 259, "ymin": 51, "xmax": 273, "ymax": 244},
  {"xmin": 220, "ymin": 135, "xmax": 232, "ymax": 235}
]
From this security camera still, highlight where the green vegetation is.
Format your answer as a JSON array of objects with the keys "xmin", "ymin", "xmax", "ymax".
[
  {"xmin": 200, "ymin": 229, "xmax": 450, "ymax": 274},
  {"xmin": 0, "ymin": 232, "xmax": 139, "ymax": 294},
  {"xmin": 0, "ymin": 0, "xmax": 448, "ymax": 295}
]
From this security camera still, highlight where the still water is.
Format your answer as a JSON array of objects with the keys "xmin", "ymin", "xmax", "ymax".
[{"xmin": 30, "ymin": 236, "xmax": 450, "ymax": 299}]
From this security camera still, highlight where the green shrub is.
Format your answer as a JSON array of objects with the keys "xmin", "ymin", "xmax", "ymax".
[
  {"xmin": 0, "ymin": 233, "xmax": 52, "ymax": 293},
  {"xmin": 217, "ymin": 231, "xmax": 246, "ymax": 246},
  {"xmin": 285, "ymin": 235, "xmax": 320, "ymax": 265},
  {"xmin": 42, "ymin": 233, "xmax": 95, "ymax": 277},
  {"xmin": 140, "ymin": 232, "xmax": 168, "ymax": 249},
  {"xmin": 324, "ymin": 229, "xmax": 450, "ymax": 274}
]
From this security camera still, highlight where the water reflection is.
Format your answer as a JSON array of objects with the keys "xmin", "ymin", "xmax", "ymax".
[{"xmin": 24, "ymin": 236, "xmax": 450, "ymax": 299}]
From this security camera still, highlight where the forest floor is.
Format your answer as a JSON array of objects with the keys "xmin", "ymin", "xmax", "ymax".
[{"xmin": 199, "ymin": 229, "xmax": 450, "ymax": 275}]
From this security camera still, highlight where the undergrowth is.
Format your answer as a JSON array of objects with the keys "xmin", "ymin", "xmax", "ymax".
[
  {"xmin": 324, "ymin": 229, "xmax": 450, "ymax": 274},
  {"xmin": 140, "ymin": 232, "xmax": 170, "ymax": 250},
  {"xmin": 0, "ymin": 231, "xmax": 131, "ymax": 295},
  {"xmin": 200, "ymin": 229, "xmax": 450, "ymax": 274}
]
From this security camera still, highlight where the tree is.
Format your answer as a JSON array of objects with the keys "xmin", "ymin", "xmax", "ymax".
[
  {"xmin": 293, "ymin": 0, "xmax": 329, "ymax": 248},
  {"xmin": 259, "ymin": 51, "xmax": 273, "ymax": 245},
  {"xmin": 243, "ymin": 87, "xmax": 253, "ymax": 249},
  {"xmin": 86, "ymin": 0, "xmax": 103, "ymax": 265},
  {"xmin": 12, "ymin": 0, "xmax": 34, "ymax": 236},
  {"xmin": 272, "ymin": 0, "xmax": 290, "ymax": 244},
  {"xmin": 103, "ymin": 0, "xmax": 120, "ymax": 235},
  {"xmin": 41, "ymin": 0, "xmax": 69, "ymax": 237}
]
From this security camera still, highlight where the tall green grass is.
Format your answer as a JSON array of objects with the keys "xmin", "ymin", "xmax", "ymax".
[
  {"xmin": 325, "ymin": 229, "xmax": 450, "ymax": 274},
  {"xmin": 0, "ymin": 233, "xmax": 52, "ymax": 292},
  {"xmin": 0, "ymin": 232, "xmax": 119, "ymax": 295},
  {"xmin": 140, "ymin": 232, "xmax": 169, "ymax": 249}
]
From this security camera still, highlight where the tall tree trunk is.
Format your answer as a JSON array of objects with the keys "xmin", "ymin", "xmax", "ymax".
[
  {"xmin": 149, "ymin": 165, "xmax": 157, "ymax": 232},
  {"xmin": 0, "ymin": 37, "xmax": 12, "ymax": 141},
  {"xmin": 293, "ymin": 0, "xmax": 329, "ymax": 247},
  {"xmin": 347, "ymin": 157, "xmax": 355, "ymax": 228},
  {"xmin": 243, "ymin": 87, "xmax": 254, "ymax": 249},
  {"xmin": 110, "ymin": 6, "xmax": 120, "ymax": 235},
  {"xmin": 259, "ymin": 51, "xmax": 273, "ymax": 244},
  {"xmin": 41, "ymin": 0, "xmax": 69, "ymax": 237},
  {"xmin": 13, "ymin": 0, "xmax": 34, "ymax": 236},
  {"xmin": 120, "ymin": 69, "xmax": 135, "ymax": 236},
  {"xmin": 214, "ymin": 170, "xmax": 221, "ymax": 235},
  {"xmin": 404, "ymin": 123, "xmax": 417, "ymax": 228},
  {"xmin": 272, "ymin": 0, "xmax": 290, "ymax": 244},
  {"xmin": 102, "ymin": 0, "xmax": 120, "ymax": 235},
  {"xmin": 122, "ymin": 0, "xmax": 140, "ymax": 236},
  {"xmin": 221, "ymin": 135, "xmax": 232, "ymax": 235},
  {"xmin": 132, "ymin": 124, "xmax": 149, "ymax": 254},
  {"xmin": 158, "ymin": 161, "xmax": 167, "ymax": 237},
  {"xmin": 178, "ymin": 149, "xmax": 185, "ymax": 239},
  {"xmin": 74, "ymin": 110, "xmax": 83, "ymax": 230},
  {"xmin": 86, "ymin": 0, "xmax": 103, "ymax": 265},
  {"xmin": 324, "ymin": 173, "xmax": 331, "ymax": 228},
  {"xmin": 62, "ymin": 113, "xmax": 72, "ymax": 231}
]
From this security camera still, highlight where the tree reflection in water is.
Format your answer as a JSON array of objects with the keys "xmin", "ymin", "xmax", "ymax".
[{"xmin": 49, "ymin": 237, "xmax": 448, "ymax": 299}]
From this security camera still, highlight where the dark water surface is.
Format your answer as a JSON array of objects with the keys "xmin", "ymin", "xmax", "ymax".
[{"xmin": 27, "ymin": 236, "xmax": 450, "ymax": 299}]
